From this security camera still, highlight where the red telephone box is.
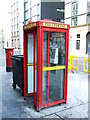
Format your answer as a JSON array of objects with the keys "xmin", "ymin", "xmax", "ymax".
[
  {"xmin": 5, "ymin": 47, "xmax": 14, "ymax": 72},
  {"xmin": 23, "ymin": 19, "xmax": 70, "ymax": 111}
]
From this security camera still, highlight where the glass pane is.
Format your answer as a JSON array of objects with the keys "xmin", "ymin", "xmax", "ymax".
[
  {"xmin": 43, "ymin": 32, "xmax": 48, "ymax": 66},
  {"xmin": 35, "ymin": 34, "xmax": 37, "ymax": 92},
  {"xmin": 49, "ymin": 70, "xmax": 65, "ymax": 102},
  {"xmin": 43, "ymin": 32, "xmax": 48, "ymax": 103},
  {"xmin": 49, "ymin": 32, "xmax": 65, "ymax": 102},
  {"xmin": 28, "ymin": 34, "xmax": 34, "ymax": 94},
  {"xmin": 35, "ymin": 33, "xmax": 37, "ymax": 103},
  {"xmin": 42, "ymin": 32, "xmax": 66, "ymax": 104},
  {"xmin": 50, "ymin": 32, "xmax": 65, "ymax": 66},
  {"xmin": 43, "ymin": 72, "xmax": 47, "ymax": 103}
]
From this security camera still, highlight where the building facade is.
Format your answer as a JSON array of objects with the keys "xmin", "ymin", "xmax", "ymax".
[
  {"xmin": 0, "ymin": 30, "xmax": 3, "ymax": 49},
  {"xmin": 11, "ymin": 0, "xmax": 19, "ymax": 49},
  {"xmin": 11, "ymin": 0, "xmax": 24, "ymax": 54},
  {"xmin": 65, "ymin": 0, "xmax": 90, "ymax": 56},
  {"xmin": 24, "ymin": 0, "xmax": 65, "ymax": 25}
]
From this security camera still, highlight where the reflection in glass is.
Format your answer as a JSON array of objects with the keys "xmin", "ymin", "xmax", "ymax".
[
  {"xmin": 49, "ymin": 32, "xmax": 65, "ymax": 66},
  {"xmin": 35, "ymin": 33, "xmax": 37, "ymax": 104},
  {"xmin": 28, "ymin": 34, "xmax": 34, "ymax": 93},
  {"xmin": 43, "ymin": 32, "xmax": 66, "ymax": 103},
  {"xmin": 49, "ymin": 70, "xmax": 64, "ymax": 102},
  {"xmin": 43, "ymin": 32, "xmax": 48, "ymax": 103},
  {"xmin": 43, "ymin": 32, "xmax": 48, "ymax": 66}
]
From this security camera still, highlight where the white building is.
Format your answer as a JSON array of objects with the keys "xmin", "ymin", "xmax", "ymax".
[
  {"xmin": 0, "ymin": 0, "xmax": 11, "ymax": 48},
  {"xmin": 11, "ymin": 0, "xmax": 24, "ymax": 54},
  {"xmin": 24, "ymin": 0, "xmax": 41, "ymax": 25},
  {"xmin": 24, "ymin": 0, "xmax": 65, "ymax": 25},
  {"xmin": 65, "ymin": 0, "xmax": 90, "ymax": 56},
  {"xmin": 0, "ymin": 30, "xmax": 3, "ymax": 49}
]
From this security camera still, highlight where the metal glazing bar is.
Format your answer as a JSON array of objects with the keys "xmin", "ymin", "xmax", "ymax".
[
  {"xmin": 27, "ymin": 63, "xmax": 37, "ymax": 70},
  {"xmin": 43, "ymin": 66, "xmax": 65, "ymax": 71},
  {"xmin": 27, "ymin": 63, "xmax": 34, "ymax": 66}
]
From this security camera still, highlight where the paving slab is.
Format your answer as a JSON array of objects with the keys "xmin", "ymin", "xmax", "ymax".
[
  {"xmin": 2, "ymin": 107, "xmax": 28, "ymax": 118},
  {"xmin": 23, "ymin": 106, "xmax": 44, "ymax": 118},
  {"xmin": 43, "ymin": 114, "xmax": 60, "ymax": 118},
  {"xmin": 56, "ymin": 103, "xmax": 88, "ymax": 119}
]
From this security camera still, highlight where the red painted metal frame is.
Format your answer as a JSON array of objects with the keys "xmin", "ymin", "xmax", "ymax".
[
  {"xmin": 24, "ymin": 30, "xmax": 27, "ymax": 98},
  {"xmin": 64, "ymin": 31, "xmax": 67, "ymax": 103},
  {"xmin": 43, "ymin": 99, "xmax": 65, "ymax": 108},
  {"xmin": 23, "ymin": 20, "xmax": 70, "ymax": 111},
  {"xmin": 37, "ymin": 26, "xmax": 42, "ymax": 111},
  {"xmin": 65, "ymin": 30, "xmax": 69, "ymax": 102},
  {"xmin": 47, "ymin": 32, "xmax": 50, "ymax": 102}
]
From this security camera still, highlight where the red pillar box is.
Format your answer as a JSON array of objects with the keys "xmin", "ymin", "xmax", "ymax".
[{"xmin": 5, "ymin": 47, "xmax": 14, "ymax": 72}]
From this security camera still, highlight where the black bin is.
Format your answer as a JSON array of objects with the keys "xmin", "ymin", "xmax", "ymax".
[{"xmin": 11, "ymin": 55, "xmax": 24, "ymax": 95}]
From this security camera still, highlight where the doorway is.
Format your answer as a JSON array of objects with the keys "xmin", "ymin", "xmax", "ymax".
[
  {"xmin": 86, "ymin": 32, "xmax": 90, "ymax": 54},
  {"xmin": 42, "ymin": 31, "xmax": 66, "ymax": 107}
]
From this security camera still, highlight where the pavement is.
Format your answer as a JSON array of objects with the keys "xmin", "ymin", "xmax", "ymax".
[{"xmin": 0, "ymin": 48, "xmax": 89, "ymax": 119}]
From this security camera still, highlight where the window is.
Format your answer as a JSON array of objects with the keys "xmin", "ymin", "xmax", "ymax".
[
  {"xmin": 11, "ymin": 20, "xmax": 13, "ymax": 25},
  {"xmin": 30, "ymin": 0, "xmax": 32, "ymax": 8},
  {"xmin": 11, "ymin": 26, "xmax": 13, "ymax": 32},
  {"xmin": 77, "ymin": 34, "xmax": 80, "ymax": 38},
  {"xmin": 72, "ymin": 17, "xmax": 77, "ymax": 26},
  {"xmin": 72, "ymin": 2, "xmax": 78, "ymax": 26},
  {"xmin": 17, "ymin": 39, "xmax": 19, "ymax": 49},
  {"xmin": 14, "ymin": 18, "xmax": 15, "ymax": 24},
  {"xmin": 76, "ymin": 40, "xmax": 80, "ymax": 50},
  {"xmin": 12, "ymin": 39, "xmax": 13, "ymax": 47},
  {"xmin": 15, "ymin": 39, "xmax": 16, "ymax": 48},
  {"xmin": 88, "ymin": 15, "xmax": 90, "ymax": 24},
  {"xmin": 16, "ymin": 1, "xmax": 18, "ymax": 10},
  {"xmin": 17, "ymin": 24, "xmax": 19, "ymax": 31},
  {"xmin": 17, "ymin": 31, "xmax": 19, "ymax": 36},
  {"xmin": 32, "ymin": 6, "xmax": 37, "ymax": 16},
  {"xmin": 24, "ymin": 2, "xmax": 28, "ymax": 11},
  {"xmin": 30, "ymin": 8, "xmax": 32, "ymax": 18},
  {"xmin": 14, "ymin": 32, "xmax": 16, "ymax": 36},
  {"xmin": 37, "ymin": 4, "xmax": 40, "ymax": 15},
  {"xmin": 17, "ymin": 16, "xmax": 18, "ymax": 23},
  {"xmin": 25, "ymin": 11, "xmax": 28, "ymax": 19},
  {"xmin": 37, "ymin": 15, "xmax": 40, "ymax": 20},
  {"xmin": 11, "ymin": 32, "xmax": 13, "ymax": 37},
  {"xmin": 87, "ymin": 0, "xmax": 90, "ymax": 24},
  {"xmin": 7, "ymin": 42, "xmax": 9, "ymax": 47},
  {"xmin": 25, "ymin": 20, "xmax": 28, "ymax": 25},
  {"xmin": 72, "ymin": 2, "xmax": 78, "ymax": 16}
]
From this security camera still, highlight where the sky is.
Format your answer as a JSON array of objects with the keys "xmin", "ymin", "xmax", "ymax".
[{"xmin": 0, "ymin": 0, "xmax": 11, "ymax": 42}]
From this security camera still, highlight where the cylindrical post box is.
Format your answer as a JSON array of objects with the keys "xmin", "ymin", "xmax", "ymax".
[{"xmin": 5, "ymin": 47, "xmax": 14, "ymax": 72}]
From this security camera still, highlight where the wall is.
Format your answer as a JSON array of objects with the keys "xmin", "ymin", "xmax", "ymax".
[
  {"xmin": 65, "ymin": 0, "xmax": 87, "ymax": 26},
  {"xmin": 70, "ymin": 25, "xmax": 89, "ymax": 56},
  {"xmin": 78, "ymin": 0, "xmax": 87, "ymax": 25},
  {"xmin": 65, "ymin": 0, "xmax": 88, "ymax": 56}
]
